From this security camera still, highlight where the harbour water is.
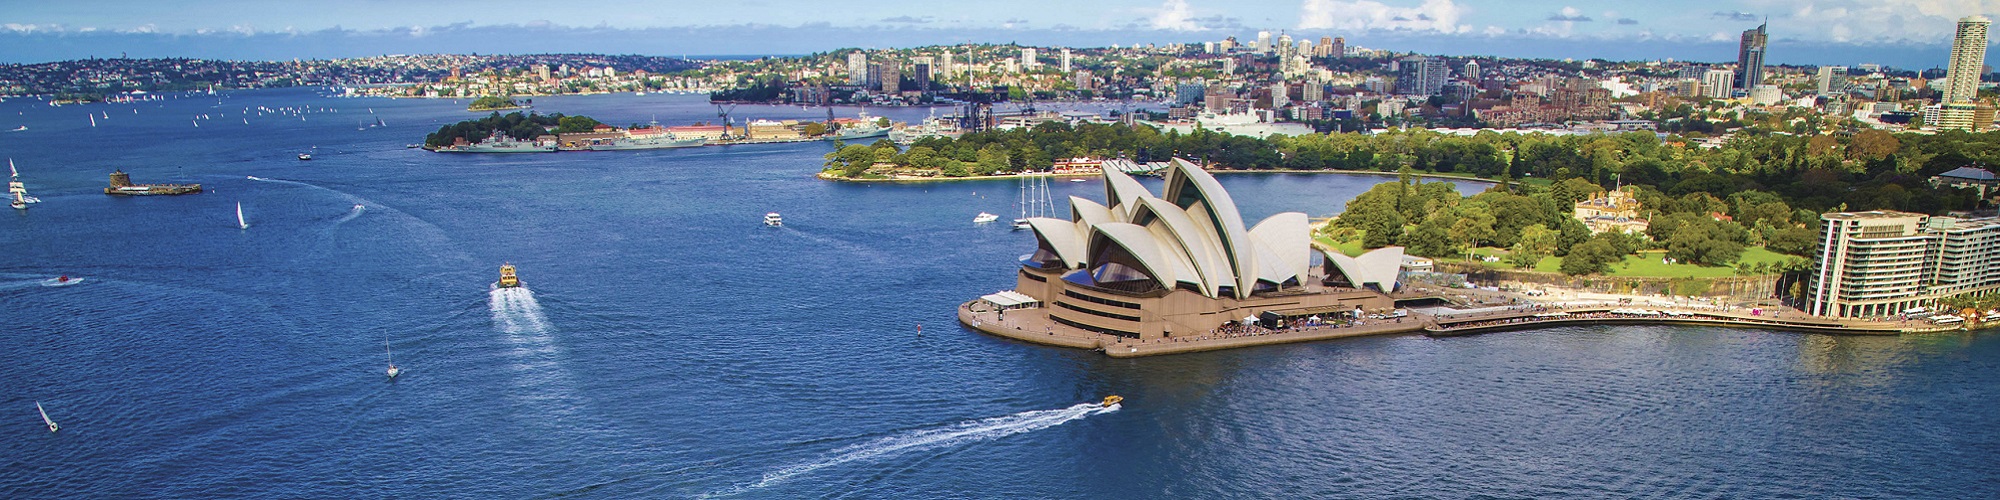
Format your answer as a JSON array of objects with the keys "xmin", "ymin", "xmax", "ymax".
[{"xmin": 4, "ymin": 89, "xmax": 1999, "ymax": 497}]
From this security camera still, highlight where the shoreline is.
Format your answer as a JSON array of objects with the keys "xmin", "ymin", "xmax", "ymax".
[
  {"xmin": 959, "ymin": 299, "xmax": 1957, "ymax": 359},
  {"xmin": 819, "ymin": 168, "xmax": 1504, "ymax": 184}
]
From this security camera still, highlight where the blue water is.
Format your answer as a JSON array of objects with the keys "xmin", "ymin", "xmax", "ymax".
[{"xmin": 4, "ymin": 89, "xmax": 2000, "ymax": 498}]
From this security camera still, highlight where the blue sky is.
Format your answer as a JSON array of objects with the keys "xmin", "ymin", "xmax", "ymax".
[{"xmin": 1, "ymin": 0, "xmax": 1992, "ymax": 68}]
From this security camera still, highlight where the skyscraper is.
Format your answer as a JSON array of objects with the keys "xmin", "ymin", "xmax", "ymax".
[
  {"xmin": 912, "ymin": 56, "xmax": 933, "ymax": 93},
  {"xmin": 1317, "ymin": 36, "xmax": 1333, "ymax": 57},
  {"xmin": 1396, "ymin": 55, "xmax": 1446, "ymax": 96},
  {"xmin": 1256, "ymin": 31, "xmax": 1272, "ymax": 53},
  {"xmin": 1736, "ymin": 23, "xmax": 1767, "ymax": 91},
  {"xmin": 847, "ymin": 51, "xmax": 868, "ymax": 86},
  {"xmin": 1021, "ymin": 47, "xmax": 1038, "ymax": 70},
  {"xmin": 1331, "ymin": 37, "xmax": 1345, "ymax": 58},
  {"xmin": 1945, "ymin": 15, "xmax": 1990, "ymax": 104}
]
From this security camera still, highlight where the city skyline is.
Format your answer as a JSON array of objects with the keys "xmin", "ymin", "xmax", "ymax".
[{"xmin": 0, "ymin": 0, "xmax": 1994, "ymax": 69}]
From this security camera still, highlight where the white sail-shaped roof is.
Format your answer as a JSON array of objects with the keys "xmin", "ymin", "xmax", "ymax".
[
  {"xmin": 1325, "ymin": 246, "xmax": 1405, "ymax": 292},
  {"xmin": 1019, "ymin": 157, "xmax": 1320, "ymax": 299}
]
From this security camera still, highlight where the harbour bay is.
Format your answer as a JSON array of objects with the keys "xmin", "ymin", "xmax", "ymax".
[{"xmin": 3, "ymin": 89, "xmax": 1998, "ymax": 497}]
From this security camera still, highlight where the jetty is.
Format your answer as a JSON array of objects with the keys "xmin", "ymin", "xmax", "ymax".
[{"xmin": 103, "ymin": 170, "xmax": 200, "ymax": 196}]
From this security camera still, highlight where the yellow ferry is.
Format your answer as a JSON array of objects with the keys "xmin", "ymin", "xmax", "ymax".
[{"xmin": 498, "ymin": 264, "xmax": 521, "ymax": 288}]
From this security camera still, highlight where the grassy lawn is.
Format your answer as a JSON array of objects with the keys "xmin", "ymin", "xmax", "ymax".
[
  {"xmin": 1314, "ymin": 228, "xmax": 1368, "ymax": 257},
  {"xmin": 1466, "ymin": 246, "xmax": 1803, "ymax": 277}
]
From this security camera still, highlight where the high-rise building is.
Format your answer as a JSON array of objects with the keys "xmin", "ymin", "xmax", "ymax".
[
  {"xmin": 1175, "ymin": 82, "xmax": 1206, "ymax": 105},
  {"xmin": 847, "ymin": 52, "xmax": 868, "ymax": 86},
  {"xmin": 1396, "ymin": 55, "xmax": 1447, "ymax": 96},
  {"xmin": 1331, "ymin": 37, "xmax": 1345, "ymax": 57},
  {"xmin": 1702, "ymin": 68, "xmax": 1736, "ymax": 98},
  {"xmin": 1816, "ymin": 66, "xmax": 1849, "ymax": 96},
  {"xmin": 1302, "ymin": 78, "xmax": 1324, "ymax": 102},
  {"xmin": 1945, "ymin": 15, "xmax": 1991, "ymax": 104},
  {"xmin": 1061, "ymin": 48, "xmax": 1072, "ymax": 73},
  {"xmin": 1807, "ymin": 210, "xmax": 2000, "ymax": 318},
  {"xmin": 1022, "ymin": 47, "xmax": 1038, "ymax": 70},
  {"xmin": 877, "ymin": 63, "xmax": 900, "ymax": 94},
  {"xmin": 1317, "ymin": 37, "xmax": 1334, "ymax": 57},
  {"xmin": 940, "ymin": 50, "xmax": 954, "ymax": 77},
  {"xmin": 912, "ymin": 57, "xmax": 933, "ymax": 93},
  {"xmin": 1074, "ymin": 70, "xmax": 1093, "ymax": 91},
  {"xmin": 1276, "ymin": 33, "xmax": 1294, "ymax": 59},
  {"xmin": 1462, "ymin": 60, "xmax": 1480, "ymax": 81},
  {"xmin": 1271, "ymin": 82, "xmax": 1290, "ymax": 108},
  {"xmin": 1736, "ymin": 23, "xmax": 1768, "ymax": 91},
  {"xmin": 1256, "ymin": 31, "xmax": 1272, "ymax": 53},
  {"xmin": 1204, "ymin": 84, "xmax": 1234, "ymax": 113},
  {"xmin": 1222, "ymin": 58, "xmax": 1236, "ymax": 76}
]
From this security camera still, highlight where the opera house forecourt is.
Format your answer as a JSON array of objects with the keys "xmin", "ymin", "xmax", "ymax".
[{"xmin": 958, "ymin": 158, "xmax": 1417, "ymax": 355}]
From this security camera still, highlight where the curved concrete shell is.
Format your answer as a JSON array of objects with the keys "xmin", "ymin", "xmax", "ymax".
[
  {"xmin": 1325, "ymin": 246, "xmax": 1405, "ymax": 292},
  {"xmin": 1162, "ymin": 158, "xmax": 1256, "ymax": 297}
]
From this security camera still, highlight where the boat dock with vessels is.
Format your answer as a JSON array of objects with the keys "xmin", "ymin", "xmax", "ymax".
[{"xmin": 103, "ymin": 170, "xmax": 201, "ymax": 196}]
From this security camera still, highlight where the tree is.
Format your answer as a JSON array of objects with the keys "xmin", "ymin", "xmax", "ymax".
[
  {"xmin": 1447, "ymin": 206, "xmax": 1497, "ymax": 258},
  {"xmin": 1560, "ymin": 238, "xmax": 1621, "ymax": 275},
  {"xmin": 555, "ymin": 115, "xmax": 602, "ymax": 133},
  {"xmin": 824, "ymin": 144, "xmax": 877, "ymax": 177},
  {"xmin": 1401, "ymin": 215, "xmax": 1455, "ymax": 257},
  {"xmin": 1509, "ymin": 224, "xmax": 1559, "ymax": 268}
]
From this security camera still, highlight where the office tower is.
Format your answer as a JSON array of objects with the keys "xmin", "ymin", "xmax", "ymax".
[
  {"xmin": 1945, "ymin": 15, "xmax": 1991, "ymax": 103},
  {"xmin": 847, "ymin": 51, "xmax": 868, "ymax": 86},
  {"xmin": 1736, "ymin": 23, "xmax": 1767, "ymax": 90}
]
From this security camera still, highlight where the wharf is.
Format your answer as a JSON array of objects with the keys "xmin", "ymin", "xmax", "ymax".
[{"xmin": 1423, "ymin": 306, "xmax": 1942, "ymax": 336}]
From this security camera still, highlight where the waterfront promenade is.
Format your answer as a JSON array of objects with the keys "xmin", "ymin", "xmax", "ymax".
[{"xmin": 960, "ymin": 300, "xmax": 1962, "ymax": 358}]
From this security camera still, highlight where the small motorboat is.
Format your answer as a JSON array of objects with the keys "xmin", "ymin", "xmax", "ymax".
[
  {"xmin": 973, "ymin": 212, "xmax": 1000, "ymax": 223},
  {"xmin": 764, "ymin": 212, "xmax": 783, "ymax": 227},
  {"xmin": 298, "ymin": 153, "xmax": 312, "ymax": 161},
  {"xmin": 1070, "ymin": 178, "xmax": 1087, "ymax": 182},
  {"xmin": 36, "ymin": 401, "xmax": 57, "ymax": 433},
  {"xmin": 1101, "ymin": 395, "xmax": 1123, "ymax": 407},
  {"xmin": 497, "ymin": 264, "xmax": 521, "ymax": 288},
  {"xmin": 41, "ymin": 276, "xmax": 81, "ymax": 287}
]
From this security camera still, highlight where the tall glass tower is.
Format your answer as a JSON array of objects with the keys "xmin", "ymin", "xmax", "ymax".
[
  {"xmin": 1735, "ymin": 23, "xmax": 1768, "ymax": 91},
  {"xmin": 1946, "ymin": 15, "xmax": 1991, "ymax": 104}
]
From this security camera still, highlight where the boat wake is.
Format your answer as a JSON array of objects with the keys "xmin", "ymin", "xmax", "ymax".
[
  {"xmin": 41, "ymin": 277, "xmax": 85, "ymax": 287},
  {"xmin": 707, "ymin": 402, "xmax": 1118, "ymax": 497},
  {"xmin": 489, "ymin": 286, "xmax": 552, "ymax": 334},
  {"xmin": 334, "ymin": 204, "xmax": 365, "ymax": 225}
]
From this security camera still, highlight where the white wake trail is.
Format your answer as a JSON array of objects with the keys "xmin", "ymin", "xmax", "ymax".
[
  {"xmin": 710, "ymin": 403, "xmax": 1118, "ymax": 496},
  {"xmin": 489, "ymin": 286, "xmax": 552, "ymax": 334}
]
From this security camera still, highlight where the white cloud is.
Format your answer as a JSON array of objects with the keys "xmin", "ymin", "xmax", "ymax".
[
  {"xmin": 1765, "ymin": 0, "xmax": 1988, "ymax": 43},
  {"xmin": 1297, "ymin": 0, "xmax": 1467, "ymax": 33},
  {"xmin": 1151, "ymin": 0, "xmax": 1204, "ymax": 31}
]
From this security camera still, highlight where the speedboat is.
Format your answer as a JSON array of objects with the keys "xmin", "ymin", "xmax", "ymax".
[
  {"xmin": 764, "ymin": 213, "xmax": 783, "ymax": 227},
  {"xmin": 41, "ymin": 276, "xmax": 81, "ymax": 287},
  {"xmin": 973, "ymin": 212, "xmax": 1000, "ymax": 223},
  {"xmin": 298, "ymin": 153, "xmax": 312, "ymax": 161},
  {"xmin": 497, "ymin": 264, "xmax": 521, "ymax": 288},
  {"xmin": 1101, "ymin": 395, "xmax": 1124, "ymax": 407}
]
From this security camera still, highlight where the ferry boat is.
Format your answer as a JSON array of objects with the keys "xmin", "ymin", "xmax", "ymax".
[
  {"xmin": 497, "ymin": 264, "xmax": 521, "ymax": 288},
  {"xmin": 1101, "ymin": 395, "xmax": 1123, "ymax": 407},
  {"xmin": 764, "ymin": 213, "xmax": 783, "ymax": 227}
]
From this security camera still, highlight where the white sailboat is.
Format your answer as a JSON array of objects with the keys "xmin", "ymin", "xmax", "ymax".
[
  {"xmin": 10, "ymin": 159, "xmax": 38, "ymax": 210},
  {"xmin": 1013, "ymin": 172, "xmax": 1054, "ymax": 230},
  {"xmin": 384, "ymin": 341, "xmax": 402, "ymax": 379},
  {"xmin": 236, "ymin": 202, "xmax": 248, "ymax": 229},
  {"xmin": 36, "ymin": 401, "xmax": 57, "ymax": 433}
]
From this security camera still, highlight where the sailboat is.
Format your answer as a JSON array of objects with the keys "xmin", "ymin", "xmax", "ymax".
[
  {"xmin": 10, "ymin": 159, "xmax": 38, "ymax": 210},
  {"xmin": 36, "ymin": 401, "xmax": 57, "ymax": 433},
  {"xmin": 1013, "ymin": 172, "xmax": 1054, "ymax": 230},
  {"xmin": 384, "ymin": 341, "xmax": 402, "ymax": 379},
  {"xmin": 236, "ymin": 202, "xmax": 248, "ymax": 229}
]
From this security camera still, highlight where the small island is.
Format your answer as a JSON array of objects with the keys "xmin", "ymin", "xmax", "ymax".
[{"xmin": 467, "ymin": 96, "xmax": 531, "ymax": 112}]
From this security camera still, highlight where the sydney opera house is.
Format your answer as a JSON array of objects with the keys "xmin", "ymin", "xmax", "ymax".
[{"xmin": 983, "ymin": 158, "xmax": 1401, "ymax": 341}]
